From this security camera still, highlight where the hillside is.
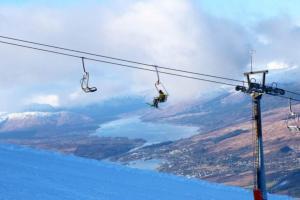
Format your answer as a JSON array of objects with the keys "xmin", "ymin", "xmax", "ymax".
[
  {"xmin": 0, "ymin": 145, "xmax": 291, "ymax": 200},
  {"xmin": 0, "ymin": 89, "xmax": 299, "ymax": 197},
  {"xmin": 116, "ymin": 104, "xmax": 300, "ymax": 197}
]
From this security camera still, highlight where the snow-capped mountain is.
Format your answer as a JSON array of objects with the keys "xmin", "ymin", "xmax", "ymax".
[
  {"xmin": 0, "ymin": 111, "xmax": 97, "ymax": 134},
  {"xmin": 0, "ymin": 96, "xmax": 147, "ymax": 137}
]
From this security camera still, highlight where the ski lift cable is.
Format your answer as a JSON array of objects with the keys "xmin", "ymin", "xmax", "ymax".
[
  {"xmin": 271, "ymin": 94, "xmax": 300, "ymax": 102},
  {"xmin": 5, "ymin": 35, "xmax": 300, "ymax": 97},
  {"xmin": 284, "ymin": 89, "xmax": 300, "ymax": 97},
  {"xmin": 0, "ymin": 35, "xmax": 245, "ymax": 84},
  {"xmin": 1, "ymin": 39, "xmax": 300, "ymax": 101},
  {"xmin": 0, "ymin": 40, "xmax": 237, "ymax": 87}
]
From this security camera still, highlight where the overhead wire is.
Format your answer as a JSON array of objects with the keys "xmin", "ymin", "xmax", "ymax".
[
  {"xmin": 0, "ymin": 40, "xmax": 237, "ymax": 87},
  {"xmin": 4, "ymin": 35, "xmax": 300, "ymax": 95},
  {"xmin": 284, "ymin": 89, "xmax": 300, "ymax": 97},
  {"xmin": 270, "ymin": 94, "xmax": 300, "ymax": 102},
  {"xmin": 0, "ymin": 35, "xmax": 245, "ymax": 84},
  {"xmin": 1, "ymin": 38, "xmax": 300, "ymax": 102}
]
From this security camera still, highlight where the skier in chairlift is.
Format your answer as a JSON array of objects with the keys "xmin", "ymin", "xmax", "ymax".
[{"xmin": 152, "ymin": 89, "xmax": 167, "ymax": 108}]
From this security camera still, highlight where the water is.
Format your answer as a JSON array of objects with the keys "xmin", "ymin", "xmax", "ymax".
[{"xmin": 95, "ymin": 116, "xmax": 198, "ymax": 144}]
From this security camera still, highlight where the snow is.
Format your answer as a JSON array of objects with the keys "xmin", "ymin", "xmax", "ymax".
[
  {"xmin": 0, "ymin": 111, "xmax": 52, "ymax": 121},
  {"xmin": 0, "ymin": 145, "xmax": 292, "ymax": 200},
  {"xmin": 0, "ymin": 111, "xmax": 81, "ymax": 121}
]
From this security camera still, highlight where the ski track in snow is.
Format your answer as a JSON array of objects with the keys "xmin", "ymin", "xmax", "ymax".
[{"xmin": 0, "ymin": 145, "xmax": 293, "ymax": 200}]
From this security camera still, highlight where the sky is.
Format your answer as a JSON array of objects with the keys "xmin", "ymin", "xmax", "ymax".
[{"xmin": 0, "ymin": 0, "xmax": 300, "ymax": 111}]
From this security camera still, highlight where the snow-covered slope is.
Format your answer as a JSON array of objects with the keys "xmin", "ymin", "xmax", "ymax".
[{"xmin": 0, "ymin": 145, "xmax": 291, "ymax": 200}]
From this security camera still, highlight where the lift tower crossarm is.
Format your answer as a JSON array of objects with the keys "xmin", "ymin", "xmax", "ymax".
[{"xmin": 244, "ymin": 70, "xmax": 268, "ymax": 89}]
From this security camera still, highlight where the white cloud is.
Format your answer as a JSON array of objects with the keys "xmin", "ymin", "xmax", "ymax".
[
  {"xmin": 267, "ymin": 61, "xmax": 290, "ymax": 70},
  {"xmin": 100, "ymin": 0, "xmax": 250, "ymax": 102},
  {"xmin": 69, "ymin": 90, "xmax": 81, "ymax": 101},
  {"xmin": 0, "ymin": 1, "xmax": 299, "ymax": 110},
  {"xmin": 255, "ymin": 17, "xmax": 300, "ymax": 63},
  {"xmin": 257, "ymin": 35, "xmax": 270, "ymax": 45},
  {"xmin": 28, "ymin": 94, "xmax": 60, "ymax": 107}
]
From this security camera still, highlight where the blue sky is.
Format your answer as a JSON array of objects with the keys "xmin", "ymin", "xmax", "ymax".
[
  {"xmin": 0, "ymin": 0, "xmax": 300, "ymax": 111},
  {"xmin": 199, "ymin": 0, "xmax": 300, "ymax": 23},
  {"xmin": 0, "ymin": 0, "xmax": 80, "ymax": 5},
  {"xmin": 1, "ymin": 0, "xmax": 300, "ymax": 23}
]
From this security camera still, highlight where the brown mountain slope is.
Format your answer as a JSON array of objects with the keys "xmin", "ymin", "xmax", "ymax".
[{"xmin": 116, "ymin": 105, "xmax": 300, "ymax": 197}]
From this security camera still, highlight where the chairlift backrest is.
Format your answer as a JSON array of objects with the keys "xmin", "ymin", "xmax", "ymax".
[{"xmin": 155, "ymin": 79, "xmax": 169, "ymax": 93}]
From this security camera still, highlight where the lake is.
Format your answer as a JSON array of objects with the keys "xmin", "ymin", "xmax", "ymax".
[{"xmin": 95, "ymin": 116, "xmax": 198, "ymax": 144}]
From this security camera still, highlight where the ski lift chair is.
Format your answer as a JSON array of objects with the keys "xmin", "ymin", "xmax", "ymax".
[
  {"xmin": 150, "ymin": 66, "xmax": 169, "ymax": 108},
  {"xmin": 286, "ymin": 99, "xmax": 300, "ymax": 132},
  {"xmin": 80, "ymin": 57, "xmax": 97, "ymax": 93}
]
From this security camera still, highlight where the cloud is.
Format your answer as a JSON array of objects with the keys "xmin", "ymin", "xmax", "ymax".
[
  {"xmin": 28, "ymin": 94, "xmax": 60, "ymax": 107},
  {"xmin": 0, "ymin": 0, "xmax": 299, "ymax": 111},
  {"xmin": 254, "ymin": 16, "xmax": 300, "ymax": 63},
  {"xmin": 266, "ymin": 61, "xmax": 297, "ymax": 70},
  {"xmin": 96, "ymin": 0, "xmax": 250, "ymax": 102},
  {"xmin": 252, "ymin": 16, "xmax": 300, "ymax": 82}
]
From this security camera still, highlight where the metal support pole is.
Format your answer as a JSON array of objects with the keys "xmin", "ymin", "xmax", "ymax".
[
  {"xmin": 252, "ymin": 93, "xmax": 267, "ymax": 200},
  {"xmin": 236, "ymin": 69, "xmax": 284, "ymax": 200}
]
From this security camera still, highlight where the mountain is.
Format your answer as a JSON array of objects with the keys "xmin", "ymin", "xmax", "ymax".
[
  {"xmin": 142, "ymin": 82, "xmax": 300, "ymax": 132},
  {"xmin": 0, "ymin": 84, "xmax": 299, "ymax": 197},
  {"xmin": 0, "ymin": 97, "xmax": 149, "ymax": 159},
  {"xmin": 0, "ymin": 144, "xmax": 290, "ymax": 200},
  {"xmin": 0, "ymin": 96, "xmax": 147, "ymax": 138},
  {"xmin": 142, "ymin": 90, "xmax": 296, "ymax": 132},
  {"xmin": 68, "ymin": 96, "xmax": 147, "ymax": 123},
  {"xmin": 0, "ymin": 111, "xmax": 97, "ymax": 137},
  {"xmin": 115, "ymin": 104, "xmax": 300, "ymax": 197}
]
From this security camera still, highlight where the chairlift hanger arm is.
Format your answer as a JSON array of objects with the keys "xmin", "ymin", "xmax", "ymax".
[
  {"xmin": 154, "ymin": 65, "xmax": 160, "ymax": 84},
  {"xmin": 289, "ymin": 98, "xmax": 293, "ymax": 113},
  {"xmin": 81, "ymin": 57, "xmax": 87, "ymax": 73}
]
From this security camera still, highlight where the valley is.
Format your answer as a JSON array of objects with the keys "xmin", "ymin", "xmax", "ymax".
[
  {"xmin": 115, "ymin": 106, "xmax": 300, "ymax": 197},
  {"xmin": 0, "ymin": 93, "xmax": 299, "ymax": 198}
]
